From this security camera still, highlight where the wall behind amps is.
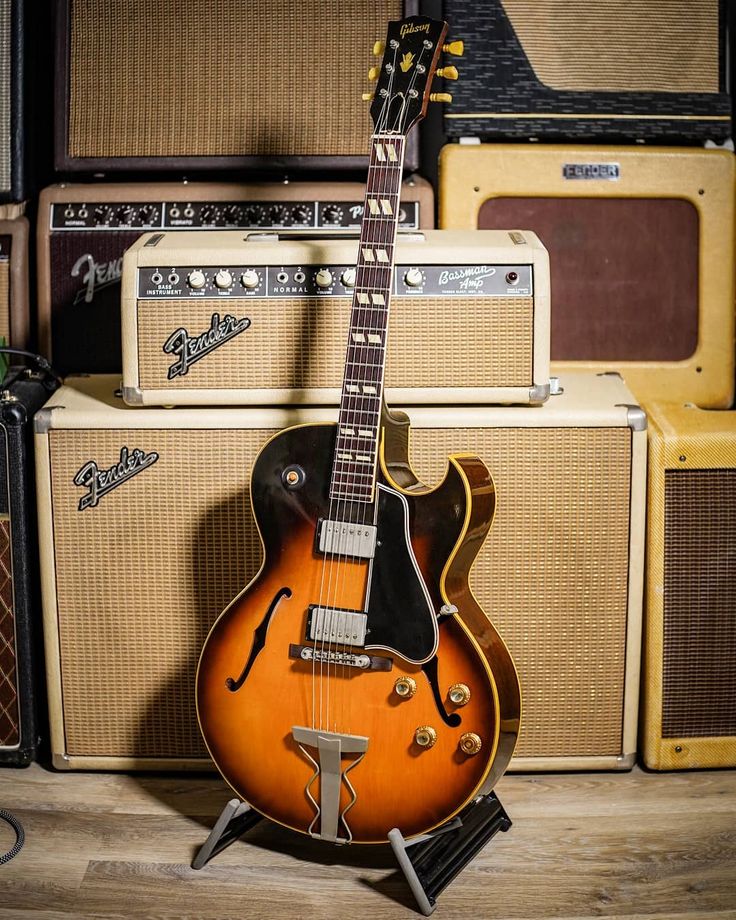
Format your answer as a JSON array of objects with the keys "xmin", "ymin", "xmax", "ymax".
[
  {"xmin": 439, "ymin": 144, "xmax": 736, "ymax": 409},
  {"xmin": 121, "ymin": 229, "xmax": 550, "ymax": 407},
  {"xmin": 442, "ymin": 0, "xmax": 731, "ymax": 143},
  {"xmin": 0, "ymin": 211, "xmax": 29, "ymax": 349},
  {"xmin": 642, "ymin": 402, "xmax": 736, "ymax": 771},
  {"xmin": 55, "ymin": 0, "xmax": 419, "ymax": 174},
  {"xmin": 36, "ymin": 372, "xmax": 644, "ymax": 772},
  {"xmin": 37, "ymin": 178, "xmax": 434, "ymax": 375}
]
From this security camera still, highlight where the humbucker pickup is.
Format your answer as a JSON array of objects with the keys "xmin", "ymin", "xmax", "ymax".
[
  {"xmin": 317, "ymin": 519, "xmax": 377, "ymax": 559},
  {"xmin": 308, "ymin": 605, "xmax": 368, "ymax": 646}
]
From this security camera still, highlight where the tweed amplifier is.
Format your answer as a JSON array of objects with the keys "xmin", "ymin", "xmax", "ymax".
[
  {"xmin": 0, "ymin": 214, "xmax": 29, "ymax": 350},
  {"xmin": 36, "ymin": 371, "xmax": 644, "ymax": 772},
  {"xmin": 37, "ymin": 178, "xmax": 433, "ymax": 376},
  {"xmin": 55, "ymin": 0, "xmax": 419, "ymax": 173},
  {"xmin": 642, "ymin": 401, "xmax": 736, "ymax": 771},
  {"xmin": 442, "ymin": 0, "xmax": 731, "ymax": 143},
  {"xmin": 0, "ymin": 367, "xmax": 58, "ymax": 765},
  {"xmin": 439, "ymin": 144, "xmax": 736, "ymax": 409},
  {"xmin": 121, "ymin": 229, "xmax": 551, "ymax": 407}
]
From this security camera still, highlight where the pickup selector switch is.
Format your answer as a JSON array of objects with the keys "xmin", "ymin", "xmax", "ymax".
[
  {"xmin": 214, "ymin": 269, "xmax": 233, "ymax": 289},
  {"xmin": 315, "ymin": 269, "xmax": 333, "ymax": 288},
  {"xmin": 404, "ymin": 268, "xmax": 424, "ymax": 287},
  {"xmin": 187, "ymin": 270, "xmax": 207, "ymax": 290},
  {"xmin": 241, "ymin": 270, "xmax": 260, "ymax": 289}
]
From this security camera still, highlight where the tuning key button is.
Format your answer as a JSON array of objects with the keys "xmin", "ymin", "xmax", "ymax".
[
  {"xmin": 443, "ymin": 40, "xmax": 464, "ymax": 56},
  {"xmin": 241, "ymin": 270, "xmax": 260, "ymax": 289},
  {"xmin": 437, "ymin": 66, "xmax": 459, "ymax": 80},
  {"xmin": 448, "ymin": 683, "xmax": 471, "ymax": 706},
  {"xmin": 414, "ymin": 726, "xmax": 437, "ymax": 748},
  {"xmin": 459, "ymin": 732, "xmax": 482, "ymax": 755},
  {"xmin": 315, "ymin": 269, "xmax": 333, "ymax": 288},
  {"xmin": 187, "ymin": 270, "xmax": 206, "ymax": 290},
  {"xmin": 394, "ymin": 676, "xmax": 417, "ymax": 699},
  {"xmin": 214, "ymin": 269, "xmax": 233, "ymax": 290},
  {"xmin": 404, "ymin": 268, "xmax": 424, "ymax": 287},
  {"xmin": 373, "ymin": 40, "xmax": 385, "ymax": 56},
  {"xmin": 429, "ymin": 92, "xmax": 453, "ymax": 103},
  {"xmin": 340, "ymin": 268, "xmax": 356, "ymax": 287}
]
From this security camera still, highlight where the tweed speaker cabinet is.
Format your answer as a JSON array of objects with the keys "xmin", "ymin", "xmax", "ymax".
[
  {"xmin": 36, "ymin": 371, "xmax": 644, "ymax": 772},
  {"xmin": 442, "ymin": 0, "xmax": 731, "ymax": 143},
  {"xmin": 0, "ymin": 214, "xmax": 28, "ymax": 350},
  {"xmin": 642, "ymin": 402, "xmax": 736, "ymax": 770},
  {"xmin": 121, "ymin": 229, "xmax": 551, "ymax": 407},
  {"xmin": 0, "ymin": 367, "xmax": 59, "ymax": 765},
  {"xmin": 37, "ymin": 178, "xmax": 433, "ymax": 375},
  {"xmin": 439, "ymin": 144, "xmax": 736, "ymax": 409},
  {"xmin": 55, "ymin": 0, "xmax": 419, "ymax": 173}
]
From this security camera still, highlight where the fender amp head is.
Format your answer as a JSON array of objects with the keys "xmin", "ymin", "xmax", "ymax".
[
  {"xmin": 36, "ymin": 371, "xmax": 644, "ymax": 772},
  {"xmin": 642, "ymin": 401, "xmax": 736, "ymax": 770},
  {"xmin": 439, "ymin": 144, "xmax": 736, "ymax": 408},
  {"xmin": 55, "ymin": 0, "xmax": 418, "ymax": 173},
  {"xmin": 121, "ymin": 229, "xmax": 551, "ymax": 407},
  {"xmin": 442, "ymin": 0, "xmax": 731, "ymax": 143},
  {"xmin": 0, "ymin": 211, "xmax": 29, "ymax": 350},
  {"xmin": 37, "ymin": 178, "xmax": 433, "ymax": 375}
]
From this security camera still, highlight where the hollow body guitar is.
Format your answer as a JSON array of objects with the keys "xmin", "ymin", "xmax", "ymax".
[{"xmin": 196, "ymin": 16, "xmax": 520, "ymax": 845}]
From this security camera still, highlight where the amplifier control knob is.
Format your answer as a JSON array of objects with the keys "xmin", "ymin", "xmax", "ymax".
[
  {"xmin": 214, "ymin": 269, "xmax": 233, "ymax": 289},
  {"xmin": 241, "ymin": 270, "xmax": 260, "ymax": 289},
  {"xmin": 414, "ymin": 726, "xmax": 437, "ymax": 748},
  {"xmin": 291, "ymin": 205, "xmax": 311, "ymax": 224},
  {"xmin": 340, "ymin": 268, "xmax": 356, "ymax": 287},
  {"xmin": 268, "ymin": 205, "xmax": 288, "ymax": 224},
  {"xmin": 315, "ymin": 269, "xmax": 333, "ymax": 288},
  {"xmin": 93, "ymin": 206, "xmax": 111, "ymax": 224},
  {"xmin": 404, "ymin": 268, "xmax": 424, "ymax": 287},
  {"xmin": 223, "ymin": 205, "xmax": 242, "ymax": 224},
  {"xmin": 187, "ymin": 270, "xmax": 207, "ymax": 290},
  {"xmin": 322, "ymin": 206, "xmax": 342, "ymax": 225}
]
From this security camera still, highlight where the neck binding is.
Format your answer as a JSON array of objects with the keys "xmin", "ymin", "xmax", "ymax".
[{"xmin": 328, "ymin": 133, "xmax": 406, "ymax": 505}]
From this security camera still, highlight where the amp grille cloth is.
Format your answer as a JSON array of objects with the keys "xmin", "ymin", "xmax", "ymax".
[
  {"xmin": 68, "ymin": 0, "xmax": 400, "ymax": 158},
  {"xmin": 662, "ymin": 469, "xmax": 736, "ymax": 738},
  {"xmin": 0, "ymin": 518, "xmax": 19, "ymax": 749}
]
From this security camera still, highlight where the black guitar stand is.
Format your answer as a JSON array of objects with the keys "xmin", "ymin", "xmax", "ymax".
[{"xmin": 192, "ymin": 792, "xmax": 511, "ymax": 915}]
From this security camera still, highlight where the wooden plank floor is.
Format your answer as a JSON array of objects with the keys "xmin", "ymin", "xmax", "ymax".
[{"xmin": 0, "ymin": 764, "xmax": 734, "ymax": 919}]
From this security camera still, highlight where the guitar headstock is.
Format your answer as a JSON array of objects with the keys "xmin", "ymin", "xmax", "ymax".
[{"xmin": 365, "ymin": 16, "xmax": 460, "ymax": 137}]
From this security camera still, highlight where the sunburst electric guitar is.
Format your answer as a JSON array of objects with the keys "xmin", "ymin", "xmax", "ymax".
[{"xmin": 196, "ymin": 15, "xmax": 521, "ymax": 845}]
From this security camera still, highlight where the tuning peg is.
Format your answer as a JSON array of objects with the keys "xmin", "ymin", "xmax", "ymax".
[
  {"xmin": 362, "ymin": 92, "xmax": 374, "ymax": 102},
  {"xmin": 373, "ymin": 40, "xmax": 385, "ymax": 56},
  {"xmin": 430, "ymin": 92, "xmax": 453, "ymax": 103},
  {"xmin": 368, "ymin": 66, "xmax": 380, "ymax": 81},
  {"xmin": 437, "ymin": 66, "xmax": 459, "ymax": 80},
  {"xmin": 442, "ymin": 40, "xmax": 464, "ymax": 56}
]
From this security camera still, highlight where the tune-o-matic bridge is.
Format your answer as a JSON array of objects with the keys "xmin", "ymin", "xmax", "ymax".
[
  {"xmin": 317, "ymin": 519, "xmax": 377, "ymax": 559},
  {"xmin": 288, "ymin": 644, "xmax": 392, "ymax": 672}
]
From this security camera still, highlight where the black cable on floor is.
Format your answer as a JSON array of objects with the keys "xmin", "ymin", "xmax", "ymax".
[{"xmin": 0, "ymin": 809, "xmax": 25, "ymax": 865}]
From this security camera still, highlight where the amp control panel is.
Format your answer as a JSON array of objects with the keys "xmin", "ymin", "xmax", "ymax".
[{"xmin": 137, "ymin": 264, "xmax": 534, "ymax": 298}]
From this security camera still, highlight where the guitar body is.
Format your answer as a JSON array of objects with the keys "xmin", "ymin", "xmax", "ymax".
[{"xmin": 197, "ymin": 416, "xmax": 520, "ymax": 843}]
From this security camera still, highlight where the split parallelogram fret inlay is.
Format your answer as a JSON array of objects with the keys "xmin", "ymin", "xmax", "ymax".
[{"xmin": 330, "ymin": 135, "xmax": 406, "ymax": 504}]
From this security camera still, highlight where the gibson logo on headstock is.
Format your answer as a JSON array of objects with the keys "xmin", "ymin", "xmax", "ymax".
[
  {"xmin": 400, "ymin": 22, "xmax": 430, "ymax": 38},
  {"xmin": 73, "ymin": 447, "xmax": 159, "ymax": 511},
  {"xmin": 163, "ymin": 312, "xmax": 251, "ymax": 380}
]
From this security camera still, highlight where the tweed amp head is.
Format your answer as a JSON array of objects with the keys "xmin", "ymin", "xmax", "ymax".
[
  {"xmin": 642, "ymin": 401, "xmax": 736, "ymax": 770},
  {"xmin": 37, "ymin": 178, "xmax": 433, "ymax": 375},
  {"xmin": 439, "ymin": 144, "xmax": 736, "ymax": 408},
  {"xmin": 442, "ymin": 0, "xmax": 730, "ymax": 143},
  {"xmin": 36, "ymin": 371, "xmax": 644, "ymax": 772},
  {"xmin": 121, "ymin": 229, "xmax": 550, "ymax": 407},
  {"xmin": 55, "ymin": 0, "xmax": 418, "ymax": 173},
  {"xmin": 0, "ymin": 212, "xmax": 29, "ymax": 350}
]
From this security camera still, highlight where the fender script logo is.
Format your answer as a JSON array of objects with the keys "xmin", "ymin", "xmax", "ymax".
[
  {"xmin": 163, "ymin": 312, "xmax": 251, "ymax": 379},
  {"xmin": 71, "ymin": 253, "xmax": 123, "ymax": 305},
  {"xmin": 74, "ymin": 447, "xmax": 159, "ymax": 511}
]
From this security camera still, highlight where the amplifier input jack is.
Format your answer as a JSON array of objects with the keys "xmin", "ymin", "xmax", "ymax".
[
  {"xmin": 505, "ymin": 271, "xmax": 519, "ymax": 285},
  {"xmin": 168, "ymin": 272, "xmax": 179, "ymax": 285},
  {"xmin": 184, "ymin": 206, "xmax": 194, "ymax": 218},
  {"xmin": 170, "ymin": 207, "xmax": 180, "ymax": 218},
  {"xmin": 151, "ymin": 272, "xmax": 163, "ymax": 285},
  {"xmin": 277, "ymin": 271, "xmax": 289, "ymax": 284},
  {"xmin": 294, "ymin": 271, "xmax": 306, "ymax": 283},
  {"xmin": 78, "ymin": 208, "xmax": 88, "ymax": 219}
]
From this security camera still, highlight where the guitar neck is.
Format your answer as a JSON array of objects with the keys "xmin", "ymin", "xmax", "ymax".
[{"xmin": 329, "ymin": 134, "xmax": 407, "ymax": 504}]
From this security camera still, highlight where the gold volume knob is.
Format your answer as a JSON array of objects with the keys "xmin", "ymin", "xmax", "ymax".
[
  {"xmin": 394, "ymin": 676, "xmax": 417, "ymax": 699},
  {"xmin": 448, "ymin": 683, "xmax": 471, "ymax": 706},
  {"xmin": 414, "ymin": 726, "xmax": 437, "ymax": 748},
  {"xmin": 459, "ymin": 732, "xmax": 482, "ymax": 755}
]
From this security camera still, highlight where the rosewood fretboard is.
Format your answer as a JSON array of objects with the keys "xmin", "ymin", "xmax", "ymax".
[{"xmin": 328, "ymin": 134, "xmax": 406, "ymax": 504}]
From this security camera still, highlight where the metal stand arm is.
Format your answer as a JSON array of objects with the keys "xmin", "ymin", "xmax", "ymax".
[{"xmin": 191, "ymin": 798, "xmax": 264, "ymax": 870}]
